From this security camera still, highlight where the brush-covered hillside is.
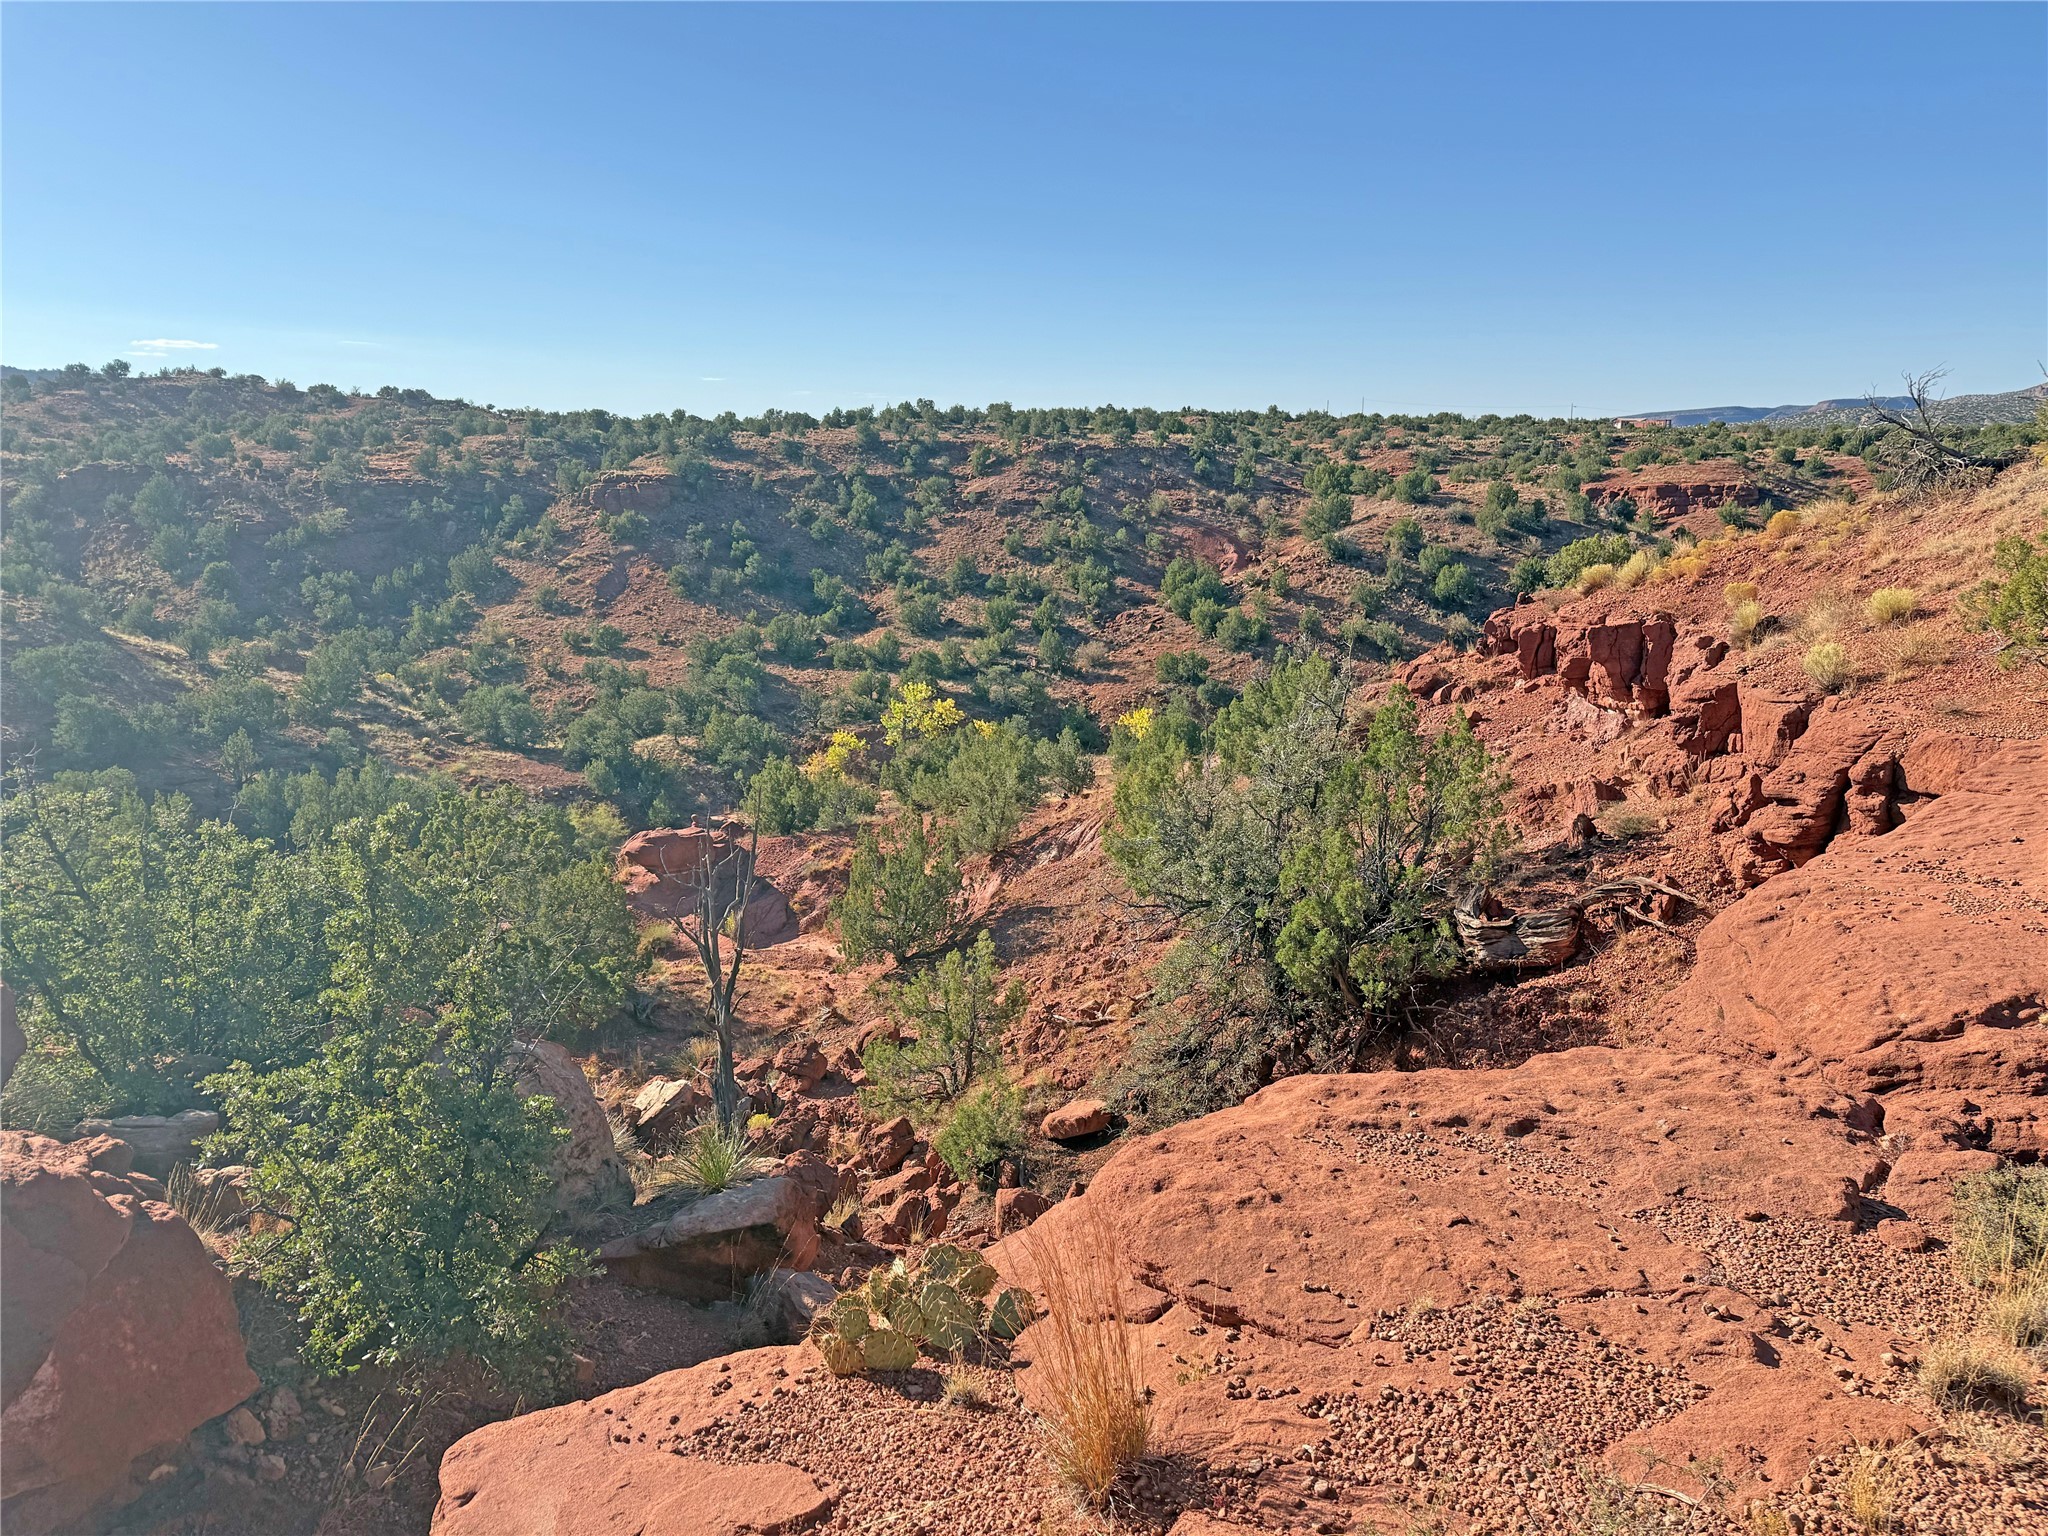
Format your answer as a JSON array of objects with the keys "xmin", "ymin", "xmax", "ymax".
[
  {"xmin": 13, "ymin": 364, "xmax": 2033, "ymax": 828},
  {"xmin": 5, "ymin": 365, "xmax": 2047, "ymax": 1536}
]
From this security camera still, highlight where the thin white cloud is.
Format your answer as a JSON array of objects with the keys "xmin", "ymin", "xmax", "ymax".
[
  {"xmin": 700, "ymin": 375, "xmax": 726, "ymax": 382},
  {"xmin": 129, "ymin": 338, "xmax": 218, "ymax": 351}
]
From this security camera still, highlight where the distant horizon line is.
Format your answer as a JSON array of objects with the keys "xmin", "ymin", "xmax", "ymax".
[{"xmin": 4, "ymin": 359, "xmax": 2037, "ymax": 426}]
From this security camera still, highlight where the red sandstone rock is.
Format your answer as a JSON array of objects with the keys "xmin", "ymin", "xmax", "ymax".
[
  {"xmin": 1666, "ymin": 672, "xmax": 1742, "ymax": 761},
  {"xmin": 992, "ymin": 1187, "xmax": 1052, "ymax": 1237},
  {"xmin": 1734, "ymin": 685, "xmax": 1813, "ymax": 767},
  {"xmin": 432, "ymin": 1348, "xmax": 834, "ymax": 1536},
  {"xmin": 2, "ymin": 1132, "xmax": 258, "ymax": 1533},
  {"xmin": 1875, "ymin": 1219, "xmax": 1930, "ymax": 1253},
  {"xmin": 773, "ymin": 1038, "xmax": 830, "ymax": 1092},
  {"xmin": 1001, "ymin": 1048, "xmax": 1885, "ymax": 1342},
  {"xmin": 598, "ymin": 1176, "xmax": 819, "ymax": 1298},
  {"xmin": 617, "ymin": 824, "xmax": 797, "ymax": 944},
  {"xmin": 1883, "ymin": 1148, "xmax": 2004, "ymax": 1223},
  {"xmin": 1896, "ymin": 731, "xmax": 2047, "ymax": 802},
  {"xmin": 1720, "ymin": 707, "xmax": 1891, "ymax": 881},
  {"xmin": 510, "ymin": 1038, "xmax": 631, "ymax": 1213},
  {"xmin": 994, "ymin": 1046, "xmax": 1916, "ymax": 1506},
  {"xmin": 627, "ymin": 1075, "xmax": 702, "ymax": 1148},
  {"xmin": 1040, "ymin": 1098, "xmax": 1111, "ymax": 1141},
  {"xmin": 1672, "ymin": 749, "xmax": 2048, "ymax": 1156},
  {"xmin": 862, "ymin": 1115, "xmax": 916, "ymax": 1173}
]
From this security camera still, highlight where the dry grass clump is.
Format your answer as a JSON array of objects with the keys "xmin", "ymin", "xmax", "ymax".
[
  {"xmin": 1724, "ymin": 580, "xmax": 1769, "ymax": 644},
  {"xmin": 1613, "ymin": 549, "xmax": 1660, "ymax": 590},
  {"xmin": 1574, "ymin": 563, "xmax": 1617, "ymax": 594},
  {"xmin": 1765, "ymin": 508, "xmax": 1803, "ymax": 539},
  {"xmin": 1021, "ymin": 1208, "xmax": 1151, "ymax": 1508},
  {"xmin": 1983, "ymin": 1279, "xmax": 2048, "ymax": 1350},
  {"xmin": 1879, "ymin": 623, "xmax": 1950, "ymax": 680},
  {"xmin": 166, "ymin": 1163, "xmax": 241, "ymax": 1258},
  {"xmin": 1864, "ymin": 586, "xmax": 1917, "ymax": 625},
  {"xmin": 942, "ymin": 1360, "xmax": 990, "ymax": 1410},
  {"xmin": 1598, "ymin": 808, "xmax": 1662, "ymax": 841},
  {"xmin": 1919, "ymin": 1333, "xmax": 2032, "ymax": 1412},
  {"xmin": 1802, "ymin": 640, "xmax": 1853, "ymax": 693},
  {"xmin": 1841, "ymin": 1443, "xmax": 1900, "ymax": 1532},
  {"xmin": 1953, "ymin": 1167, "xmax": 2048, "ymax": 1287}
]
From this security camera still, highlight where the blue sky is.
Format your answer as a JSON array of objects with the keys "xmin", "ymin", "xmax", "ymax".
[{"xmin": 4, "ymin": 3, "xmax": 2041, "ymax": 418}]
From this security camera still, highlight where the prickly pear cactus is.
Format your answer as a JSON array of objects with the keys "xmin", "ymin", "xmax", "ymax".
[
  {"xmin": 987, "ymin": 1285, "xmax": 1037, "ymax": 1340},
  {"xmin": 860, "ymin": 1326, "xmax": 918, "ymax": 1371},
  {"xmin": 886, "ymin": 1293, "xmax": 930, "ymax": 1343},
  {"xmin": 812, "ymin": 1248, "xmax": 1039, "ymax": 1376},
  {"xmin": 921, "ymin": 1280, "xmax": 979, "ymax": 1352},
  {"xmin": 956, "ymin": 1258, "xmax": 1000, "ymax": 1299},
  {"xmin": 828, "ymin": 1294, "xmax": 872, "ymax": 1345},
  {"xmin": 816, "ymin": 1331, "xmax": 866, "ymax": 1376}
]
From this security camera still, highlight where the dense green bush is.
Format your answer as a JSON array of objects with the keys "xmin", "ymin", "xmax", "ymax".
[
  {"xmin": 1, "ymin": 778, "xmax": 641, "ymax": 1123},
  {"xmin": 835, "ymin": 810, "xmax": 965, "ymax": 964},
  {"xmin": 213, "ymin": 964, "xmax": 588, "ymax": 1383},
  {"xmin": 1105, "ymin": 655, "xmax": 1506, "ymax": 1121},
  {"xmin": 1544, "ymin": 533, "xmax": 1634, "ymax": 589}
]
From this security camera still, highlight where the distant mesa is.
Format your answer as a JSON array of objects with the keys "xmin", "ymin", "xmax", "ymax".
[{"xmin": 1616, "ymin": 381, "xmax": 2045, "ymax": 429}]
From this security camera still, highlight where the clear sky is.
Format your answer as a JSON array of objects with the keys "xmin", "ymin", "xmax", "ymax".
[{"xmin": 4, "ymin": 3, "xmax": 2042, "ymax": 418}]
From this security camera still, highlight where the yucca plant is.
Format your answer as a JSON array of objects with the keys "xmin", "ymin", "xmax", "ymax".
[{"xmin": 640, "ymin": 1117, "xmax": 769, "ymax": 1199}]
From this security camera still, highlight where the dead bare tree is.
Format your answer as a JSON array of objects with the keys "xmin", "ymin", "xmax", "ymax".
[
  {"xmin": 662, "ymin": 820, "xmax": 761, "ymax": 1128},
  {"xmin": 1864, "ymin": 368, "xmax": 2009, "ymax": 497}
]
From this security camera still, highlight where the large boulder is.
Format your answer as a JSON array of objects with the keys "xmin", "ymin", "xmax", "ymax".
[
  {"xmin": 993, "ymin": 1048, "xmax": 1918, "ymax": 1515},
  {"xmin": 1672, "ymin": 743, "xmax": 2048, "ymax": 1154},
  {"xmin": 67, "ymin": 1109, "xmax": 220, "ymax": 1180},
  {"xmin": 509, "ymin": 1039, "xmax": 631, "ymax": 1214},
  {"xmin": 617, "ymin": 824, "xmax": 797, "ymax": 944},
  {"xmin": 2, "ymin": 1132, "xmax": 258, "ymax": 1533},
  {"xmin": 597, "ymin": 1176, "xmax": 818, "ymax": 1299},
  {"xmin": 432, "ymin": 1348, "xmax": 834, "ymax": 1536},
  {"xmin": 1040, "ymin": 1098, "xmax": 1112, "ymax": 1141}
]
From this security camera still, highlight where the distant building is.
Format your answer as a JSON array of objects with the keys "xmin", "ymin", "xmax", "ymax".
[{"xmin": 1613, "ymin": 416, "xmax": 1672, "ymax": 429}]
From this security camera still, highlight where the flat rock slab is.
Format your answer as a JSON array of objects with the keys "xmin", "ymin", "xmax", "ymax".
[
  {"xmin": 1001, "ymin": 1046, "xmax": 1885, "ymax": 1345},
  {"xmin": 434, "ymin": 1347, "xmax": 835, "ymax": 1536},
  {"xmin": 1668, "ymin": 742, "xmax": 2048, "ymax": 1154}
]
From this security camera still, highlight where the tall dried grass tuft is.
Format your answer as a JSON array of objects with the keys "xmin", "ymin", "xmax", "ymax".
[
  {"xmin": 1841, "ymin": 1443, "xmax": 1900, "ymax": 1532},
  {"xmin": 1021, "ymin": 1207, "xmax": 1151, "ymax": 1507}
]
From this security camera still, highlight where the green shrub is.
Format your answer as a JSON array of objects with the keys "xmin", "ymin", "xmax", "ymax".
[
  {"xmin": 933, "ymin": 1079, "xmax": 1025, "ymax": 1187},
  {"xmin": 1974, "ymin": 523, "xmax": 2047, "ymax": 660},
  {"xmin": 835, "ymin": 811, "xmax": 964, "ymax": 965},
  {"xmin": 458, "ymin": 684, "xmax": 543, "ymax": 749},
  {"xmin": 1544, "ymin": 534, "xmax": 1633, "ymax": 590},
  {"xmin": 212, "ymin": 972, "xmax": 589, "ymax": 1384},
  {"xmin": 864, "ymin": 932, "xmax": 1023, "ymax": 1106},
  {"xmin": 1106, "ymin": 657, "xmax": 1507, "ymax": 1121}
]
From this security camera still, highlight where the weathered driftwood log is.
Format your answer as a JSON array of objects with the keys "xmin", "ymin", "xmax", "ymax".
[
  {"xmin": 1455, "ymin": 878, "xmax": 1699, "ymax": 969},
  {"xmin": 1454, "ymin": 888, "xmax": 1583, "ymax": 966}
]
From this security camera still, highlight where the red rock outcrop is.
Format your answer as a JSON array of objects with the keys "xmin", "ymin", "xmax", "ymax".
[
  {"xmin": 432, "ymin": 1346, "xmax": 836, "ymax": 1536},
  {"xmin": 618, "ymin": 823, "xmax": 797, "ymax": 944},
  {"xmin": 994, "ymin": 1047, "xmax": 1917, "ymax": 1514},
  {"xmin": 2, "ymin": 1132, "xmax": 258, "ymax": 1533},
  {"xmin": 1480, "ymin": 606, "xmax": 1682, "ymax": 716},
  {"xmin": 1671, "ymin": 742, "xmax": 2048, "ymax": 1154},
  {"xmin": 1714, "ymin": 705, "xmax": 1892, "ymax": 884}
]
